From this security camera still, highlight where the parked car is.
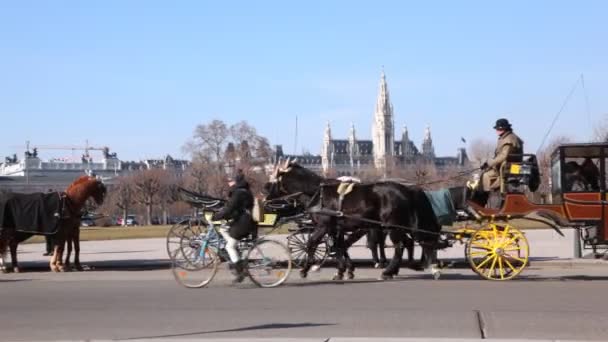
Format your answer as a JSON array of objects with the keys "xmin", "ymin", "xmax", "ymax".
[
  {"xmin": 117, "ymin": 215, "xmax": 139, "ymax": 226},
  {"xmin": 81, "ymin": 218, "xmax": 96, "ymax": 227}
]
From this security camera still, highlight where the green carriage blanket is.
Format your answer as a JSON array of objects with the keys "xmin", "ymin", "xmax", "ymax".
[{"xmin": 424, "ymin": 189, "xmax": 457, "ymax": 226}]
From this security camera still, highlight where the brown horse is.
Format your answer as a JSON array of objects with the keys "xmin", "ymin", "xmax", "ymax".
[{"xmin": 0, "ymin": 175, "xmax": 106, "ymax": 272}]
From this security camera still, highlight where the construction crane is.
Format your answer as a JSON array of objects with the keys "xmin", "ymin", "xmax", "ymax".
[{"xmin": 10, "ymin": 140, "xmax": 110, "ymax": 159}]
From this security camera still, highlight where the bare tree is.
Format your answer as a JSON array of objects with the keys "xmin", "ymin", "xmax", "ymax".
[
  {"xmin": 184, "ymin": 119, "xmax": 229, "ymax": 163},
  {"xmin": 132, "ymin": 169, "xmax": 168, "ymax": 225},
  {"xmin": 592, "ymin": 113, "xmax": 608, "ymax": 142},
  {"xmin": 183, "ymin": 119, "xmax": 273, "ymax": 197},
  {"xmin": 158, "ymin": 172, "xmax": 181, "ymax": 225},
  {"xmin": 536, "ymin": 135, "xmax": 571, "ymax": 200},
  {"xmin": 392, "ymin": 159, "xmax": 438, "ymax": 189},
  {"xmin": 113, "ymin": 176, "xmax": 136, "ymax": 226},
  {"xmin": 468, "ymin": 138, "xmax": 495, "ymax": 167}
]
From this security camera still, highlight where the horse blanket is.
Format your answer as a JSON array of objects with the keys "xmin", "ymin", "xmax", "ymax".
[
  {"xmin": 424, "ymin": 189, "xmax": 457, "ymax": 226},
  {"xmin": 0, "ymin": 192, "xmax": 63, "ymax": 235}
]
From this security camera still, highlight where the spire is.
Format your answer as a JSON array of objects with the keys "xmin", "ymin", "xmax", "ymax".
[
  {"xmin": 372, "ymin": 68, "xmax": 395, "ymax": 171},
  {"xmin": 402, "ymin": 125, "xmax": 409, "ymax": 140},
  {"xmin": 402, "ymin": 125, "xmax": 414, "ymax": 157},
  {"xmin": 422, "ymin": 125, "xmax": 435, "ymax": 158},
  {"xmin": 348, "ymin": 122, "xmax": 358, "ymax": 162},
  {"xmin": 324, "ymin": 121, "xmax": 332, "ymax": 141},
  {"xmin": 348, "ymin": 122, "xmax": 356, "ymax": 142},
  {"xmin": 374, "ymin": 69, "xmax": 392, "ymax": 118},
  {"xmin": 321, "ymin": 121, "xmax": 333, "ymax": 175},
  {"xmin": 424, "ymin": 125, "xmax": 432, "ymax": 141}
]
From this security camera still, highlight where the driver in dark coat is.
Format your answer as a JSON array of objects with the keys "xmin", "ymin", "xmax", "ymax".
[
  {"xmin": 478, "ymin": 118, "xmax": 524, "ymax": 206},
  {"xmin": 212, "ymin": 169, "xmax": 257, "ymax": 283}
]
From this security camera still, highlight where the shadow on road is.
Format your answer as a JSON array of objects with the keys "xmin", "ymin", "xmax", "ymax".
[
  {"xmin": 392, "ymin": 273, "xmax": 608, "ymax": 281},
  {"xmin": 0, "ymin": 278, "xmax": 33, "ymax": 283},
  {"xmin": 7, "ymin": 259, "xmax": 170, "ymax": 273},
  {"xmin": 122, "ymin": 322, "xmax": 335, "ymax": 340}
]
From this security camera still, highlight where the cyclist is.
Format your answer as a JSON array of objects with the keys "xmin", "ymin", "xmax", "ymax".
[{"xmin": 212, "ymin": 169, "xmax": 257, "ymax": 283}]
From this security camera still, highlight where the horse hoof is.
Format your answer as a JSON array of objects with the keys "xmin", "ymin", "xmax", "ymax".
[
  {"xmin": 374, "ymin": 262, "xmax": 381, "ymax": 269},
  {"xmin": 378, "ymin": 274, "xmax": 393, "ymax": 281},
  {"xmin": 332, "ymin": 273, "xmax": 344, "ymax": 281},
  {"xmin": 13, "ymin": 267, "xmax": 20, "ymax": 273},
  {"xmin": 346, "ymin": 272, "xmax": 355, "ymax": 280},
  {"xmin": 311, "ymin": 264, "xmax": 321, "ymax": 272},
  {"xmin": 432, "ymin": 267, "xmax": 441, "ymax": 280},
  {"xmin": 299, "ymin": 270, "xmax": 308, "ymax": 279},
  {"xmin": 75, "ymin": 265, "xmax": 84, "ymax": 272}
]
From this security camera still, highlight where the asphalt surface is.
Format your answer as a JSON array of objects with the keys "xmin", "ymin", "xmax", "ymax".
[{"xmin": 2, "ymin": 264, "xmax": 608, "ymax": 341}]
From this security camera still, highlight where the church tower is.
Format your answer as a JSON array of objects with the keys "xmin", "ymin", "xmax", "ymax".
[
  {"xmin": 321, "ymin": 121, "xmax": 333, "ymax": 174},
  {"xmin": 348, "ymin": 122, "xmax": 358, "ymax": 169},
  {"xmin": 422, "ymin": 125, "xmax": 435, "ymax": 158},
  {"xmin": 372, "ymin": 69, "xmax": 395, "ymax": 171},
  {"xmin": 401, "ymin": 125, "xmax": 415, "ymax": 158}
]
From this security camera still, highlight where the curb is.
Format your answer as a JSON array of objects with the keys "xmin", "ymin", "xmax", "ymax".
[
  {"xmin": 11, "ymin": 257, "xmax": 608, "ymax": 273},
  {"xmin": 20, "ymin": 338, "xmax": 599, "ymax": 342}
]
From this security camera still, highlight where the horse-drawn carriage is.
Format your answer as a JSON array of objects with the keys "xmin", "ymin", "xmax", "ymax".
[{"xmin": 168, "ymin": 142, "xmax": 608, "ymax": 285}]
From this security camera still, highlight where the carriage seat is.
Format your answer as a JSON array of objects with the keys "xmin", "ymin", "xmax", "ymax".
[{"xmin": 499, "ymin": 154, "xmax": 540, "ymax": 194}]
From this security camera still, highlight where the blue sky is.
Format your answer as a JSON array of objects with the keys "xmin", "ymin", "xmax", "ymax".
[{"xmin": 1, "ymin": 1, "xmax": 606, "ymax": 161}]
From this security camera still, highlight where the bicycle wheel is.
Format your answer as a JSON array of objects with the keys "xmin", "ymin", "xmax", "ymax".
[
  {"xmin": 166, "ymin": 218, "xmax": 207, "ymax": 261},
  {"xmin": 246, "ymin": 239, "xmax": 292, "ymax": 288},
  {"xmin": 171, "ymin": 243, "xmax": 220, "ymax": 288}
]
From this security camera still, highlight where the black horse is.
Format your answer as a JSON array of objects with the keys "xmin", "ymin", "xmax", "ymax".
[
  {"xmin": 264, "ymin": 164, "xmax": 405, "ymax": 279},
  {"xmin": 264, "ymin": 161, "xmax": 442, "ymax": 280}
]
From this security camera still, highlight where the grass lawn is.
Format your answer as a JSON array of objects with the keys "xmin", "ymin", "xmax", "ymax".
[
  {"xmin": 25, "ymin": 225, "xmax": 172, "ymax": 244},
  {"xmin": 24, "ymin": 222, "xmax": 296, "ymax": 244}
]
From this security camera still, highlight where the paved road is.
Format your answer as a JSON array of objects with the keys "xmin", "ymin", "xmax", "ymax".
[{"xmin": 2, "ymin": 264, "xmax": 608, "ymax": 341}]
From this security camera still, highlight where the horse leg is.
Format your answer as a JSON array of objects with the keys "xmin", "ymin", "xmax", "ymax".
[
  {"xmin": 403, "ymin": 233, "xmax": 421, "ymax": 271},
  {"xmin": 9, "ymin": 238, "xmax": 19, "ymax": 273},
  {"xmin": 51, "ymin": 232, "xmax": 65, "ymax": 272},
  {"xmin": 64, "ymin": 232, "xmax": 73, "ymax": 271},
  {"xmin": 370, "ymin": 244, "xmax": 380, "ymax": 268},
  {"xmin": 0, "ymin": 252, "xmax": 5, "ymax": 273},
  {"xmin": 378, "ymin": 230, "xmax": 388, "ymax": 267},
  {"xmin": 366, "ymin": 230, "xmax": 381, "ymax": 267},
  {"xmin": 74, "ymin": 227, "xmax": 83, "ymax": 271},
  {"xmin": 0, "ymin": 234, "xmax": 7, "ymax": 273},
  {"xmin": 345, "ymin": 249, "xmax": 355, "ymax": 280},
  {"xmin": 381, "ymin": 230, "xmax": 404, "ymax": 280},
  {"xmin": 50, "ymin": 244, "xmax": 59, "ymax": 272},
  {"xmin": 300, "ymin": 226, "xmax": 327, "ymax": 278},
  {"xmin": 422, "ymin": 246, "xmax": 441, "ymax": 280},
  {"xmin": 331, "ymin": 231, "xmax": 347, "ymax": 281}
]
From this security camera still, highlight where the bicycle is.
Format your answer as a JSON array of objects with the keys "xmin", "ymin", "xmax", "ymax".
[{"xmin": 171, "ymin": 219, "xmax": 293, "ymax": 288}]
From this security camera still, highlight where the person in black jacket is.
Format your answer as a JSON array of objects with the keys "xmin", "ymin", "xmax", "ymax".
[{"xmin": 212, "ymin": 169, "xmax": 256, "ymax": 283}]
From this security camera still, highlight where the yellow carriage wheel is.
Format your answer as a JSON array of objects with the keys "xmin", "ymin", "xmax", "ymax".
[{"xmin": 465, "ymin": 223, "xmax": 529, "ymax": 281}]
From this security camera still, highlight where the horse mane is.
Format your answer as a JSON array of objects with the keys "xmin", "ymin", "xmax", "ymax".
[
  {"xmin": 66, "ymin": 176, "xmax": 93, "ymax": 193},
  {"xmin": 286, "ymin": 162, "xmax": 324, "ymax": 181}
]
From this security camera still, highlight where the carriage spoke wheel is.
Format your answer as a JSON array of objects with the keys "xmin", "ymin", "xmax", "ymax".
[
  {"xmin": 166, "ymin": 218, "xmax": 206, "ymax": 262},
  {"xmin": 246, "ymin": 239, "xmax": 292, "ymax": 288},
  {"xmin": 287, "ymin": 229, "xmax": 328, "ymax": 268},
  {"xmin": 465, "ymin": 223, "xmax": 529, "ymax": 281}
]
